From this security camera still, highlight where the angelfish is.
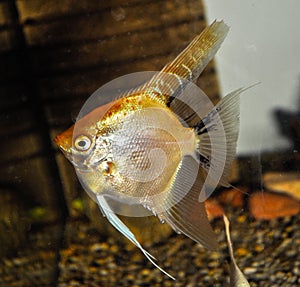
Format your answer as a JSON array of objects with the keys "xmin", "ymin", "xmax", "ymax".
[{"xmin": 55, "ymin": 21, "xmax": 243, "ymax": 279}]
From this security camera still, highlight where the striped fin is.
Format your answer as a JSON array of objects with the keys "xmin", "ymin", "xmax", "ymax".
[
  {"xmin": 162, "ymin": 20, "xmax": 229, "ymax": 83},
  {"xmin": 145, "ymin": 21, "xmax": 229, "ymax": 104}
]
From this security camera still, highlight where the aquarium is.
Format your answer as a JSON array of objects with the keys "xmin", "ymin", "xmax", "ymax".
[{"xmin": 0, "ymin": 1, "xmax": 299, "ymax": 287}]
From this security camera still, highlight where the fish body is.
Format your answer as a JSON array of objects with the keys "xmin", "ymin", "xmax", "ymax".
[
  {"xmin": 71, "ymin": 94, "xmax": 194, "ymax": 198},
  {"xmin": 55, "ymin": 21, "xmax": 242, "ymax": 279}
]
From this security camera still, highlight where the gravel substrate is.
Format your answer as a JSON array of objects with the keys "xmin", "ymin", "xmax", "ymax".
[
  {"xmin": 57, "ymin": 211, "xmax": 300, "ymax": 287},
  {"xmin": 0, "ymin": 224, "xmax": 63, "ymax": 287},
  {"xmin": 1, "ymin": 210, "xmax": 299, "ymax": 287}
]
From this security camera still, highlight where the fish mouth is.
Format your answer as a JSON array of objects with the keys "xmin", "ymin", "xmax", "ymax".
[
  {"xmin": 54, "ymin": 134, "xmax": 71, "ymax": 153},
  {"xmin": 54, "ymin": 125, "xmax": 74, "ymax": 151},
  {"xmin": 55, "ymin": 142, "xmax": 72, "ymax": 161}
]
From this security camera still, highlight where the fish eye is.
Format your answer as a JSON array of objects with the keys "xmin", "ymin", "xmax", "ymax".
[{"xmin": 74, "ymin": 135, "xmax": 92, "ymax": 151}]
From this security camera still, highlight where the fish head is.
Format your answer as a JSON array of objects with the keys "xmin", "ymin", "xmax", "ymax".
[
  {"xmin": 54, "ymin": 123, "xmax": 96, "ymax": 173},
  {"xmin": 54, "ymin": 101, "xmax": 115, "ymax": 172}
]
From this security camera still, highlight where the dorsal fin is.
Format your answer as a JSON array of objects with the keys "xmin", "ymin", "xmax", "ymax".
[
  {"xmin": 162, "ymin": 20, "xmax": 229, "ymax": 83},
  {"xmin": 144, "ymin": 21, "xmax": 229, "ymax": 105}
]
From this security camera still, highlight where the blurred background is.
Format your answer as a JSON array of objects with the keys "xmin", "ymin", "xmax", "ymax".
[
  {"xmin": 0, "ymin": 1, "xmax": 299, "ymax": 287},
  {"xmin": 204, "ymin": 0, "xmax": 300, "ymax": 154}
]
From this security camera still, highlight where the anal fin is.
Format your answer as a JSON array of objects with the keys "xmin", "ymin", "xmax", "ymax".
[{"xmin": 159, "ymin": 156, "xmax": 218, "ymax": 250}]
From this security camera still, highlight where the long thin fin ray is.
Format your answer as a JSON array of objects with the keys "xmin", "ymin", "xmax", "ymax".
[
  {"xmin": 96, "ymin": 195, "xmax": 175, "ymax": 280},
  {"xmin": 223, "ymin": 215, "xmax": 250, "ymax": 287}
]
